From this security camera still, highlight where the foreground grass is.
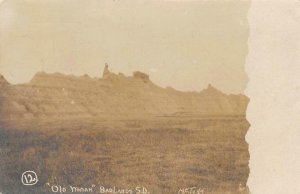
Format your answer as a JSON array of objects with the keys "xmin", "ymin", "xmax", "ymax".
[{"xmin": 0, "ymin": 117, "xmax": 249, "ymax": 194}]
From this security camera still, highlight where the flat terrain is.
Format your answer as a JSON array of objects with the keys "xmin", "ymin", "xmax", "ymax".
[{"xmin": 0, "ymin": 117, "xmax": 249, "ymax": 194}]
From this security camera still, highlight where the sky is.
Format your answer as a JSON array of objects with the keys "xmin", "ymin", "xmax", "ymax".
[{"xmin": 0, "ymin": 0, "xmax": 250, "ymax": 94}]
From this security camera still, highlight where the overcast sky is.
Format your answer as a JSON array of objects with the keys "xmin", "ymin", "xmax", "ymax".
[{"xmin": 0, "ymin": 0, "xmax": 250, "ymax": 94}]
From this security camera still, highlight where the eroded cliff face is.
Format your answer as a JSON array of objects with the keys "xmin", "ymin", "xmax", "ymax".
[{"xmin": 0, "ymin": 66, "xmax": 248, "ymax": 125}]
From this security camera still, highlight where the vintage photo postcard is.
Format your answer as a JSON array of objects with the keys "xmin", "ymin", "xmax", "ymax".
[{"xmin": 0, "ymin": 0, "xmax": 298, "ymax": 194}]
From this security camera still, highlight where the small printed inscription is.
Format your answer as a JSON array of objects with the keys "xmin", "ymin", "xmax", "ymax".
[
  {"xmin": 177, "ymin": 187, "xmax": 205, "ymax": 194},
  {"xmin": 21, "ymin": 171, "xmax": 38, "ymax": 186},
  {"xmin": 46, "ymin": 183, "xmax": 150, "ymax": 194}
]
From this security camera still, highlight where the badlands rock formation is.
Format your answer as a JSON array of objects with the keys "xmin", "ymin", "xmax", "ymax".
[{"xmin": 0, "ymin": 65, "xmax": 248, "ymax": 124}]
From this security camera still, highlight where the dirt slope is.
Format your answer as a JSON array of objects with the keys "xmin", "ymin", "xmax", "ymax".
[{"xmin": 0, "ymin": 66, "xmax": 248, "ymax": 124}]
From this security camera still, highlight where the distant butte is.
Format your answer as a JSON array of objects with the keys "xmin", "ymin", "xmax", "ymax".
[{"xmin": 0, "ymin": 64, "xmax": 249, "ymax": 125}]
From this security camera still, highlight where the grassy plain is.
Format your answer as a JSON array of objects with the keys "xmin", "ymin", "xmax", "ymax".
[{"xmin": 0, "ymin": 117, "xmax": 249, "ymax": 194}]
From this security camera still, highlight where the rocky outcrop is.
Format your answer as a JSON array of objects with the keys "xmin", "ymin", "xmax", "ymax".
[
  {"xmin": 133, "ymin": 71, "xmax": 150, "ymax": 83},
  {"xmin": 0, "ymin": 75, "xmax": 9, "ymax": 87},
  {"xmin": 0, "ymin": 65, "xmax": 249, "ymax": 124}
]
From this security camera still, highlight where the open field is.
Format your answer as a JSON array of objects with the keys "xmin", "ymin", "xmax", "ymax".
[{"xmin": 0, "ymin": 117, "xmax": 249, "ymax": 194}]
